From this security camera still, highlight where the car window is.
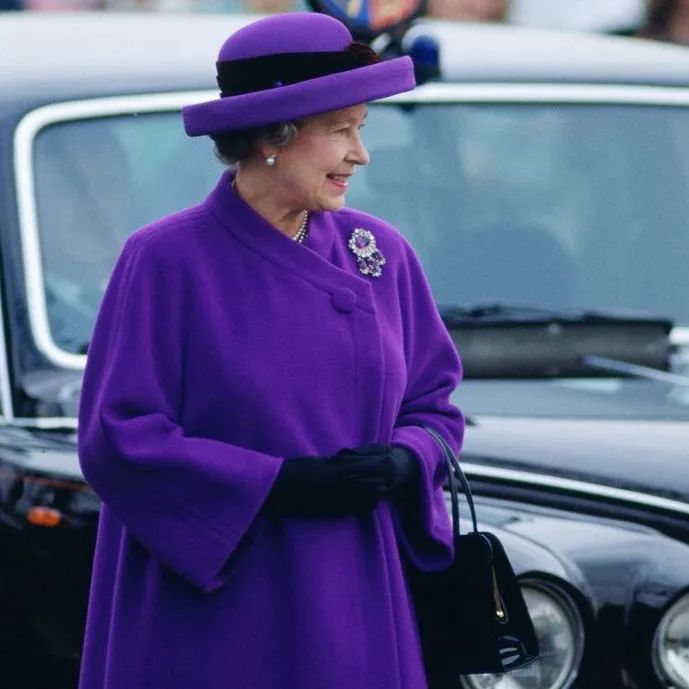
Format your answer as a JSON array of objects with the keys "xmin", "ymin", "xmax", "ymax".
[
  {"xmin": 32, "ymin": 114, "xmax": 220, "ymax": 354},
  {"xmin": 29, "ymin": 101, "xmax": 689, "ymax": 359},
  {"xmin": 350, "ymin": 102, "xmax": 689, "ymax": 327}
]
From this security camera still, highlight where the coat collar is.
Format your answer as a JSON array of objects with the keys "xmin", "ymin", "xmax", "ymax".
[{"xmin": 204, "ymin": 171, "xmax": 374, "ymax": 303}]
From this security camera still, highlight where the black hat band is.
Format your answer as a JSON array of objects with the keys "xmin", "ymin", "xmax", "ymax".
[{"xmin": 216, "ymin": 42, "xmax": 380, "ymax": 97}]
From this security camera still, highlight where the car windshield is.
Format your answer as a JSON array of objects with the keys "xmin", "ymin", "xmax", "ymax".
[
  {"xmin": 32, "ymin": 101, "xmax": 689, "ymax": 358},
  {"xmin": 351, "ymin": 102, "xmax": 689, "ymax": 326}
]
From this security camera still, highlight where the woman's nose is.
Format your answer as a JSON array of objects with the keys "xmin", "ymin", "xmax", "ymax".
[{"xmin": 349, "ymin": 132, "xmax": 370, "ymax": 166}]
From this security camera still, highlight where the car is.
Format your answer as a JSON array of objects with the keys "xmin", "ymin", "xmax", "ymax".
[{"xmin": 1, "ymin": 7, "xmax": 689, "ymax": 689}]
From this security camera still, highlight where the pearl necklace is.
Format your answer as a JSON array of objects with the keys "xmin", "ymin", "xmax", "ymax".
[
  {"xmin": 231, "ymin": 176, "xmax": 308, "ymax": 243},
  {"xmin": 292, "ymin": 211, "xmax": 309, "ymax": 244}
]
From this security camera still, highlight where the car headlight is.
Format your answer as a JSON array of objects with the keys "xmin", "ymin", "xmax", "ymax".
[
  {"xmin": 461, "ymin": 582, "xmax": 584, "ymax": 689},
  {"xmin": 653, "ymin": 593, "xmax": 689, "ymax": 689}
]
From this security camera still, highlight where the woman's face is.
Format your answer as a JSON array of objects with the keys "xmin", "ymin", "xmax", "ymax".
[{"xmin": 268, "ymin": 103, "xmax": 370, "ymax": 213}]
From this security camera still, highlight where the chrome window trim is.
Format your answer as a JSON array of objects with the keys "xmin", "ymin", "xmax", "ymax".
[
  {"xmin": 12, "ymin": 416, "xmax": 77, "ymax": 430},
  {"xmin": 462, "ymin": 461, "xmax": 689, "ymax": 517},
  {"xmin": 13, "ymin": 91, "xmax": 211, "ymax": 371},
  {"xmin": 0, "ymin": 282, "xmax": 15, "ymax": 423},
  {"xmin": 405, "ymin": 82, "xmax": 689, "ymax": 105},
  {"xmin": 13, "ymin": 84, "xmax": 689, "ymax": 372}
]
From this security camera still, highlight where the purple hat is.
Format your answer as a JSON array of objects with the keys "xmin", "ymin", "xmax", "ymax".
[{"xmin": 182, "ymin": 12, "xmax": 416, "ymax": 137}]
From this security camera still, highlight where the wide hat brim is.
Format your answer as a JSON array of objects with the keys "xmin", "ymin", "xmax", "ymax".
[{"xmin": 182, "ymin": 56, "xmax": 415, "ymax": 137}]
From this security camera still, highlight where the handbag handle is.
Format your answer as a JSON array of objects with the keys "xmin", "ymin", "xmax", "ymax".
[{"xmin": 423, "ymin": 426, "xmax": 478, "ymax": 538}]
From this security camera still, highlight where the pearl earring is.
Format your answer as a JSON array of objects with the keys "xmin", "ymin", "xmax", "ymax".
[{"xmin": 266, "ymin": 154, "xmax": 277, "ymax": 167}]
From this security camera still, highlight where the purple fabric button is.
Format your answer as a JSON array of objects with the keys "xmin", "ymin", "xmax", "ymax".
[{"xmin": 331, "ymin": 288, "xmax": 357, "ymax": 313}]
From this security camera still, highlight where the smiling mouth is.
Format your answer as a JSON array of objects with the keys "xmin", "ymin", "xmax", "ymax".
[{"xmin": 327, "ymin": 174, "xmax": 350, "ymax": 188}]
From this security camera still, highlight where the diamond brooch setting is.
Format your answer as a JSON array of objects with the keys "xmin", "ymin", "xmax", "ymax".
[{"xmin": 348, "ymin": 228, "xmax": 386, "ymax": 278}]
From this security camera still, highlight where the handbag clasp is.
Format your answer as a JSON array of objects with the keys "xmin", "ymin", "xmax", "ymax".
[{"xmin": 492, "ymin": 567, "xmax": 508, "ymax": 623}]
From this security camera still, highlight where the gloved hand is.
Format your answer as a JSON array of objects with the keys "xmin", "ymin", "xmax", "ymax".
[
  {"xmin": 385, "ymin": 445, "xmax": 421, "ymax": 502},
  {"xmin": 335, "ymin": 445, "xmax": 421, "ymax": 503},
  {"xmin": 266, "ymin": 444, "xmax": 419, "ymax": 517}
]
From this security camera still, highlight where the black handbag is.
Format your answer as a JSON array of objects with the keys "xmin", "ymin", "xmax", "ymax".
[{"xmin": 406, "ymin": 427, "xmax": 539, "ymax": 687}]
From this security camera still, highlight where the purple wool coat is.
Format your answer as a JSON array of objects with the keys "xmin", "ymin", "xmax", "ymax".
[{"xmin": 77, "ymin": 171, "xmax": 464, "ymax": 689}]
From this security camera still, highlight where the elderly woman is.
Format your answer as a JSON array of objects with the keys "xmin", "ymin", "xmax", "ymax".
[{"xmin": 78, "ymin": 11, "xmax": 463, "ymax": 689}]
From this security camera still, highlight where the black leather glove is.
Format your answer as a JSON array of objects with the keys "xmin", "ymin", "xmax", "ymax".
[
  {"xmin": 266, "ymin": 444, "xmax": 419, "ymax": 517},
  {"xmin": 386, "ymin": 445, "xmax": 421, "ymax": 502},
  {"xmin": 336, "ymin": 443, "xmax": 419, "ymax": 504},
  {"xmin": 266, "ymin": 445, "xmax": 390, "ymax": 516}
]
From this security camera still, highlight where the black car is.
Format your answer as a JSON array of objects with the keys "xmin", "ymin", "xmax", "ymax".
[{"xmin": 1, "ymin": 9, "xmax": 689, "ymax": 689}]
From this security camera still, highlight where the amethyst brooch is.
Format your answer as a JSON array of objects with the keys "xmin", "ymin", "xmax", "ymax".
[{"xmin": 348, "ymin": 228, "xmax": 386, "ymax": 278}]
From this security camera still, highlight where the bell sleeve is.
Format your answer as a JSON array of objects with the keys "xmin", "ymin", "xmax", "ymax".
[
  {"xmin": 78, "ymin": 234, "xmax": 283, "ymax": 593},
  {"xmin": 390, "ymin": 242, "xmax": 465, "ymax": 572}
]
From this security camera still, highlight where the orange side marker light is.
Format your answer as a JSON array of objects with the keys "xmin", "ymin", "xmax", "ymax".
[{"xmin": 27, "ymin": 506, "xmax": 62, "ymax": 527}]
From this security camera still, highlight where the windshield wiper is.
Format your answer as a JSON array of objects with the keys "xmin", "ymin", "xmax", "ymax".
[
  {"xmin": 582, "ymin": 355, "xmax": 689, "ymax": 386},
  {"xmin": 439, "ymin": 303, "xmax": 674, "ymax": 378},
  {"xmin": 439, "ymin": 302, "xmax": 670, "ymax": 327}
]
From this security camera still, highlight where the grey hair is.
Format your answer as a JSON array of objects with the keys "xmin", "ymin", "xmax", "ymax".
[{"xmin": 210, "ymin": 122, "xmax": 299, "ymax": 167}]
